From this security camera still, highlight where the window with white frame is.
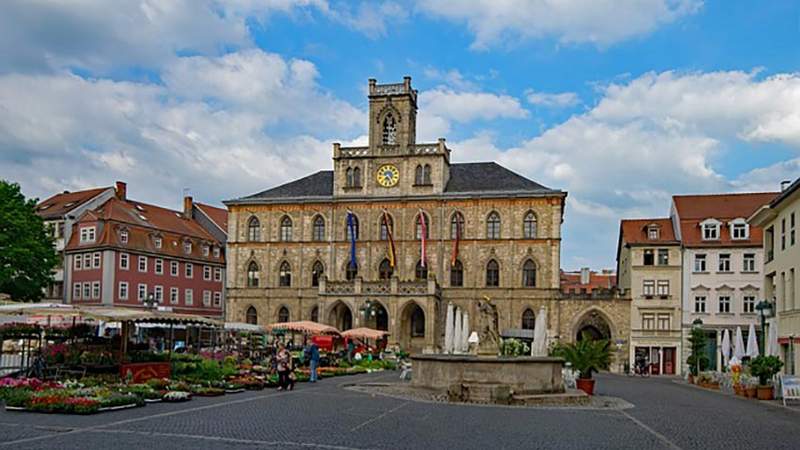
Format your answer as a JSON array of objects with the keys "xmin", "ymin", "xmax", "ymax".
[
  {"xmin": 73, "ymin": 283, "xmax": 81, "ymax": 300},
  {"xmin": 743, "ymin": 295, "xmax": 756, "ymax": 313},
  {"xmin": 185, "ymin": 289, "xmax": 193, "ymax": 305},
  {"xmin": 702, "ymin": 221, "xmax": 720, "ymax": 240},
  {"xmin": 83, "ymin": 283, "xmax": 91, "ymax": 299},
  {"xmin": 170, "ymin": 261, "xmax": 178, "ymax": 276},
  {"xmin": 155, "ymin": 258, "xmax": 163, "ymax": 275},
  {"xmin": 647, "ymin": 226, "xmax": 660, "ymax": 240},
  {"xmin": 657, "ymin": 249, "xmax": 669, "ymax": 265},
  {"xmin": 743, "ymin": 253, "xmax": 756, "ymax": 272},
  {"xmin": 202, "ymin": 290, "xmax": 211, "ymax": 306},
  {"xmin": 213, "ymin": 292, "xmax": 221, "ymax": 307},
  {"xmin": 120, "ymin": 230, "xmax": 128, "ymax": 244},
  {"xmin": 138, "ymin": 256, "xmax": 147, "ymax": 272},
  {"xmin": 731, "ymin": 221, "xmax": 748, "ymax": 240},
  {"xmin": 154, "ymin": 236, "xmax": 162, "ymax": 249},
  {"xmin": 657, "ymin": 314, "xmax": 670, "ymax": 331},
  {"xmin": 213, "ymin": 247, "xmax": 220, "ymax": 258},
  {"xmin": 80, "ymin": 226, "xmax": 96, "ymax": 243},
  {"xmin": 642, "ymin": 314, "xmax": 655, "ymax": 330},
  {"xmin": 92, "ymin": 281, "xmax": 100, "ymax": 299},
  {"xmin": 694, "ymin": 295, "xmax": 707, "ymax": 313},
  {"xmin": 154, "ymin": 285, "xmax": 163, "ymax": 303},
  {"xmin": 185, "ymin": 263, "xmax": 193, "ymax": 278},
  {"xmin": 183, "ymin": 241, "xmax": 192, "ymax": 254},
  {"xmin": 718, "ymin": 253, "xmax": 731, "ymax": 272},
  {"xmin": 93, "ymin": 252, "xmax": 101, "ymax": 268},
  {"xmin": 643, "ymin": 280, "xmax": 655, "ymax": 296},
  {"xmin": 120, "ymin": 253, "xmax": 129, "ymax": 270},
  {"xmin": 170, "ymin": 287, "xmax": 179, "ymax": 305},
  {"xmin": 138, "ymin": 284, "xmax": 147, "ymax": 302},
  {"xmin": 202, "ymin": 245, "xmax": 209, "ymax": 257},
  {"xmin": 719, "ymin": 295, "xmax": 731, "ymax": 313},
  {"xmin": 694, "ymin": 254, "xmax": 707, "ymax": 272},
  {"xmin": 74, "ymin": 254, "xmax": 83, "ymax": 270},
  {"xmin": 203, "ymin": 266, "xmax": 211, "ymax": 281},
  {"xmin": 214, "ymin": 268, "xmax": 222, "ymax": 282},
  {"xmin": 657, "ymin": 280, "xmax": 670, "ymax": 296},
  {"xmin": 119, "ymin": 282, "xmax": 128, "ymax": 300}
]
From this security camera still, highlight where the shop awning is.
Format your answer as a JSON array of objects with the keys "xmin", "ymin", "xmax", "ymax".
[{"xmin": 265, "ymin": 321, "xmax": 340, "ymax": 335}]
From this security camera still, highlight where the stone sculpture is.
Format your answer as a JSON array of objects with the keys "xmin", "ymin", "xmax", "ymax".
[{"xmin": 477, "ymin": 296, "xmax": 500, "ymax": 356}]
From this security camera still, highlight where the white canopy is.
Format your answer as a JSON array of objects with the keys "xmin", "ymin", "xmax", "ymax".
[
  {"xmin": 531, "ymin": 307, "xmax": 548, "ymax": 357},
  {"xmin": 767, "ymin": 319, "xmax": 780, "ymax": 357},
  {"xmin": 746, "ymin": 323, "xmax": 760, "ymax": 358},
  {"xmin": 460, "ymin": 312, "xmax": 470, "ymax": 353},
  {"xmin": 734, "ymin": 326, "xmax": 746, "ymax": 360},
  {"xmin": 444, "ymin": 303, "xmax": 454, "ymax": 354},
  {"xmin": 454, "ymin": 307, "xmax": 463, "ymax": 354},
  {"xmin": 720, "ymin": 329, "xmax": 731, "ymax": 367}
]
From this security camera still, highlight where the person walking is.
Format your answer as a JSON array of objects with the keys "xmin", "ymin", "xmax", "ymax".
[
  {"xmin": 309, "ymin": 342, "xmax": 320, "ymax": 383},
  {"xmin": 276, "ymin": 343, "xmax": 293, "ymax": 391}
]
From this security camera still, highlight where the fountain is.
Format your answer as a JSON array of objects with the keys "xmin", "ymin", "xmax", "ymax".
[{"xmin": 411, "ymin": 297, "xmax": 583, "ymax": 405}]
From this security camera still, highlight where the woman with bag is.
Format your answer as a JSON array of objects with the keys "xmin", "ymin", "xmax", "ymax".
[{"xmin": 276, "ymin": 343, "xmax": 294, "ymax": 391}]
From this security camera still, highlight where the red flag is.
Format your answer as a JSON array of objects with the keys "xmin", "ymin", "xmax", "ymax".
[
  {"xmin": 451, "ymin": 214, "xmax": 461, "ymax": 267},
  {"xmin": 419, "ymin": 211, "xmax": 427, "ymax": 268}
]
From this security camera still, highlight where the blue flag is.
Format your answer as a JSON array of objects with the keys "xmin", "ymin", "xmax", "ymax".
[{"xmin": 347, "ymin": 211, "xmax": 357, "ymax": 269}]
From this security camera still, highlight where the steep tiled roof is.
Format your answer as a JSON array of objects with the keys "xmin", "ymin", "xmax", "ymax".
[
  {"xmin": 231, "ymin": 162, "xmax": 558, "ymax": 203},
  {"xmin": 673, "ymin": 192, "xmax": 778, "ymax": 247},
  {"xmin": 35, "ymin": 187, "xmax": 111, "ymax": 220},
  {"xmin": 195, "ymin": 202, "xmax": 228, "ymax": 234},
  {"xmin": 619, "ymin": 218, "xmax": 678, "ymax": 245},
  {"xmin": 560, "ymin": 270, "xmax": 616, "ymax": 294}
]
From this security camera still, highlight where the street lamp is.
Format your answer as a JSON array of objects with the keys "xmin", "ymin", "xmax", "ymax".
[
  {"xmin": 755, "ymin": 299, "xmax": 774, "ymax": 355},
  {"xmin": 359, "ymin": 299, "xmax": 379, "ymax": 318},
  {"xmin": 692, "ymin": 318, "xmax": 703, "ymax": 376}
]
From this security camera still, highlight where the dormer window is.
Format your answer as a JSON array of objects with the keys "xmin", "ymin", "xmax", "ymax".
[
  {"xmin": 120, "ymin": 230, "xmax": 128, "ymax": 244},
  {"xmin": 730, "ymin": 219, "xmax": 749, "ymax": 240},
  {"xmin": 701, "ymin": 219, "xmax": 720, "ymax": 240},
  {"xmin": 213, "ymin": 247, "xmax": 220, "ymax": 258},
  {"xmin": 202, "ymin": 245, "xmax": 209, "ymax": 257},
  {"xmin": 80, "ymin": 226, "xmax": 96, "ymax": 243},
  {"xmin": 647, "ymin": 225, "xmax": 660, "ymax": 240},
  {"xmin": 154, "ymin": 236, "xmax": 162, "ymax": 249},
  {"xmin": 183, "ymin": 241, "xmax": 192, "ymax": 254}
]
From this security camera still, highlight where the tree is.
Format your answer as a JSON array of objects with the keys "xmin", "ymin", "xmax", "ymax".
[
  {"xmin": 552, "ymin": 331, "xmax": 611, "ymax": 379},
  {"xmin": 0, "ymin": 180, "xmax": 57, "ymax": 301},
  {"xmin": 687, "ymin": 327, "xmax": 709, "ymax": 376}
]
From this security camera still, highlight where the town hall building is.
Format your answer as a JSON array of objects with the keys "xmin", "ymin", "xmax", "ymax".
[{"xmin": 224, "ymin": 77, "xmax": 628, "ymax": 354}]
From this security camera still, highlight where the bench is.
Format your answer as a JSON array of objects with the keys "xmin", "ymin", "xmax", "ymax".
[{"xmin": 781, "ymin": 374, "xmax": 800, "ymax": 407}]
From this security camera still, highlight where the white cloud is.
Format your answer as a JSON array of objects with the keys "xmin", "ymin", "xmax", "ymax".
[
  {"xmin": 325, "ymin": 1, "xmax": 408, "ymax": 39},
  {"xmin": 416, "ymin": 0, "xmax": 702, "ymax": 49},
  {"xmin": 526, "ymin": 89, "xmax": 580, "ymax": 108}
]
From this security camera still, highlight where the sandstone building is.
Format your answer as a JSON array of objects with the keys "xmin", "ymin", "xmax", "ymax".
[{"xmin": 224, "ymin": 77, "xmax": 627, "ymax": 354}]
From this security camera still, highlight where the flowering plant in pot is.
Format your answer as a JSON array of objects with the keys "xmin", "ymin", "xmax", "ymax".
[
  {"xmin": 749, "ymin": 355, "xmax": 783, "ymax": 400},
  {"xmin": 552, "ymin": 332, "xmax": 611, "ymax": 395}
]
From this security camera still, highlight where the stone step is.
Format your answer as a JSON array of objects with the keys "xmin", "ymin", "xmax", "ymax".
[{"xmin": 512, "ymin": 389, "xmax": 590, "ymax": 406}]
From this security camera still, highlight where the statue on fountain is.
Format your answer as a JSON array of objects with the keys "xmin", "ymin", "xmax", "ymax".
[{"xmin": 477, "ymin": 296, "xmax": 500, "ymax": 356}]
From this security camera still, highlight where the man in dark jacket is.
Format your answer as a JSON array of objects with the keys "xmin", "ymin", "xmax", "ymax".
[{"xmin": 309, "ymin": 342, "xmax": 321, "ymax": 382}]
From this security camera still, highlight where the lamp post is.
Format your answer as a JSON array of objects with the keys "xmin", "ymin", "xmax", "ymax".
[
  {"xmin": 692, "ymin": 318, "xmax": 703, "ymax": 376},
  {"xmin": 755, "ymin": 300, "xmax": 774, "ymax": 355}
]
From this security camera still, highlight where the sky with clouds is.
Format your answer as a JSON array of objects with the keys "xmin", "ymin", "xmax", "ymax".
[{"xmin": 1, "ymin": 0, "xmax": 799, "ymax": 270}]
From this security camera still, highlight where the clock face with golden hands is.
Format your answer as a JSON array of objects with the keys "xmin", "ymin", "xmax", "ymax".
[{"xmin": 376, "ymin": 164, "xmax": 400, "ymax": 187}]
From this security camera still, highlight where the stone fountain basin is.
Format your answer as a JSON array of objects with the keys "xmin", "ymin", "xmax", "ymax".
[{"xmin": 411, "ymin": 354, "xmax": 565, "ymax": 395}]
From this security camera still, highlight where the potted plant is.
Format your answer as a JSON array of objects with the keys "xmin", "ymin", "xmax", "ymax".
[
  {"xmin": 552, "ymin": 332, "xmax": 611, "ymax": 395},
  {"xmin": 743, "ymin": 376, "xmax": 758, "ymax": 398},
  {"xmin": 749, "ymin": 355, "xmax": 783, "ymax": 400}
]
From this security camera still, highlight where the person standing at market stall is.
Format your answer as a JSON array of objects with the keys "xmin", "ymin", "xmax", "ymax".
[
  {"xmin": 276, "ymin": 343, "xmax": 293, "ymax": 391},
  {"xmin": 308, "ymin": 342, "xmax": 320, "ymax": 383}
]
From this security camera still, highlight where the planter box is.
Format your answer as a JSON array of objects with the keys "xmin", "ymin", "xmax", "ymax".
[
  {"xmin": 120, "ymin": 362, "xmax": 171, "ymax": 383},
  {"xmin": 757, "ymin": 386, "xmax": 774, "ymax": 400}
]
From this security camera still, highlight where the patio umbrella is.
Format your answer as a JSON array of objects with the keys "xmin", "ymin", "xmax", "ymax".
[
  {"xmin": 531, "ymin": 307, "xmax": 548, "ymax": 357},
  {"xmin": 767, "ymin": 319, "xmax": 780, "ymax": 357},
  {"xmin": 454, "ymin": 307, "xmax": 463, "ymax": 354},
  {"xmin": 746, "ymin": 323, "xmax": 759, "ymax": 358},
  {"xmin": 341, "ymin": 327, "xmax": 390, "ymax": 340},
  {"xmin": 733, "ymin": 326, "xmax": 745, "ymax": 360},
  {"xmin": 264, "ymin": 321, "xmax": 340, "ymax": 335},
  {"xmin": 444, "ymin": 303, "xmax": 454, "ymax": 353},
  {"xmin": 720, "ymin": 329, "xmax": 731, "ymax": 367},
  {"xmin": 460, "ymin": 312, "xmax": 470, "ymax": 353}
]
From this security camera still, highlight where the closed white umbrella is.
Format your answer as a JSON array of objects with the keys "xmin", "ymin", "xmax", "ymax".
[
  {"xmin": 454, "ymin": 307, "xmax": 463, "ymax": 354},
  {"xmin": 767, "ymin": 319, "xmax": 779, "ymax": 357},
  {"xmin": 720, "ymin": 329, "xmax": 731, "ymax": 367},
  {"xmin": 460, "ymin": 312, "xmax": 469, "ymax": 353},
  {"xmin": 746, "ymin": 323, "xmax": 759, "ymax": 358},
  {"xmin": 734, "ymin": 326, "xmax": 746, "ymax": 360},
  {"xmin": 531, "ymin": 307, "xmax": 548, "ymax": 356},
  {"xmin": 444, "ymin": 303, "xmax": 454, "ymax": 353}
]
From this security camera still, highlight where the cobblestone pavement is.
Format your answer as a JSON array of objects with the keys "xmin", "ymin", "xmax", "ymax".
[{"xmin": 1, "ymin": 372, "xmax": 798, "ymax": 449}]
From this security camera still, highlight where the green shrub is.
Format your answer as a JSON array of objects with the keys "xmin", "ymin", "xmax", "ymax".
[
  {"xmin": 750, "ymin": 355, "xmax": 784, "ymax": 386},
  {"xmin": 552, "ymin": 332, "xmax": 611, "ymax": 379}
]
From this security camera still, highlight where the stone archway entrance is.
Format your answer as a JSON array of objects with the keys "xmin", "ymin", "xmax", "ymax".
[
  {"xmin": 399, "ymin": 302, "xmax": 426, "ymax": 352},
  {"xmin": 574, "ymin": 309, "xmax": 612, "ymax": 342},
  {"xmin": 363, "ymin": 301, "xmax": 389, "ymax": 331},
  {"xmin": 328, "ymin": 301, "xmax": 353, "ymax": 331}
]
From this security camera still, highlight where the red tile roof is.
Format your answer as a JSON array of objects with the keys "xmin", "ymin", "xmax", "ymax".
[
  {"xmin": 35, "ymin": 187, "xmax": 111, "ymax": 220},
  {"xmin": 560, "ymin": 270, "xmax": 616, "ymax": 294},
  {"xmin": 195, "ymin": 202, "xmax": 228, "ymax": 234},
  {"xmin": 673, "ymin": 192, "xmax": 778, "ymax": 247},
  {"xmin": 619, "ymin": 218, "xmax": 678, "ymax": 245}
]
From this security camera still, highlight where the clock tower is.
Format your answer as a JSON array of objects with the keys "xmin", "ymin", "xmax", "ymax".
[{"xmin": 333, "ymin": 77, "xmax": 450, "ymax": 198}]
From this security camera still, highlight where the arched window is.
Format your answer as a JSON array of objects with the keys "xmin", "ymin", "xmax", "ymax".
[
  {"xmin": 423, "ymin": 164, "xmax": 431, "ymax": 185},
  {"xmin": 379, "ymin": 259, "xmax": 393, "ymax": 280},
  {"xmin": 522, "ymin": 308, "xmax": 535, "ymax": 330},
  {"xmin": 280, "ymin": 216, "xmax": 293, "ymax": 241},
  {"xmin": 415, "ymin": 212, "xmax": 430, "ymax": 239},
  {"xmin": 522, "ymin": 259, "xmax": 537, "ymax": 287},
  {"xmin": 310, "ymin": 306, "xmax": 319, "ymax": 322},
  {"xmin": 450, "ymin": 260, "xmax": 464, "ymax": 287},
  {"xmin": 414, "ymin": 165, "xmax": 424, "ymax": 185},
  {"xmin": 415, "ymin": 260, "xmax": 427, "ymax": 280},
  {"xmin": 345, "ymin": 262, "xmax": 358, "ymax": 280},
  {"xmin": 311, "ymin": 261, "xmax": 324, "ymax": 287},
  {"xmin": 379, "ymin": 214, "xmax": 393, "ymax": 240},
  {"xmin": 312, "ymin": 215, "xmax": 325, "ymax": 241},
  {"xmin": 346, "ymin": 214, "xmax": 359, "ymax": 241},
  {"xmin": 247, "ymin": 216, "xmax": 260, "ymax": 241},
  {"xmin": 279, "ymin": 261, "xmax": 291, "ymax": 287},
  {"xmin": 382, "ymin": 113, "xmax": 397, "ymax": 145},
  {"xmin": 278, "ymin": 306, "xmax": 290, "ymax": 323},
  {"xmin": 486, "ymin": 212, "xmax": 501, "ymax": 239},
  {"xmin": 353, "ymin": 167, "xmax": 361, "ymax": 187},
  {"xmin": 247, "ymin": 261, "xmax": 260, "ymax": 288},
  {"xmin": 450, "ymin": 212, "xmax": 464, "ymax": 239},
  {"xmin": 523, "ymin": 211, "xmax": 537, "ymax": 239},
  {"xmin": 410, "ymin": 305, "xmax": 425, "ymax": 337},
  {"xmin": 246, "ymin": 306, "xmax": 258, "ymax": 325},
  {"xmin": 486, "ymin": 259, "xmax": 500, "ymax": 287},
  {"xmin": 346, "ymin": 167, "xmax": 354, "ymax": 187}
]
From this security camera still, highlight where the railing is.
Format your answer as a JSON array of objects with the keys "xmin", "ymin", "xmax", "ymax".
[
  {"xmin": 321, "ymin": 279, "xmax": 434, "ymax": 296},
  {"xmin": 372, "ymin": 83, "xmax": 406, "ymax": 96},
  {"xmin": 339, "ymin": 146, "xmax": 369, "ymax": 157}
]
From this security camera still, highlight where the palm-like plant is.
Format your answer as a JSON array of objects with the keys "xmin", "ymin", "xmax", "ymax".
[{"xmin": 553, "ymin": 332, "xmax": 611, "ymax": 379}]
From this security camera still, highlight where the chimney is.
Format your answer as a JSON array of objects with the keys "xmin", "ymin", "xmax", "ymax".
[
  {"xmin": 580, "ymin": 267, "xmax": 591, "ymax": 285},
  {"xmin": 115, "ymin": 181, "xmax": 126, "ymax": 200},
  {"xmin": 782, "ymin": 180, "xmax": 792, "ymax": 192},
  {"xmin": 183, "ymin": 196, "xmax": 193, "ymax": 219}
]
